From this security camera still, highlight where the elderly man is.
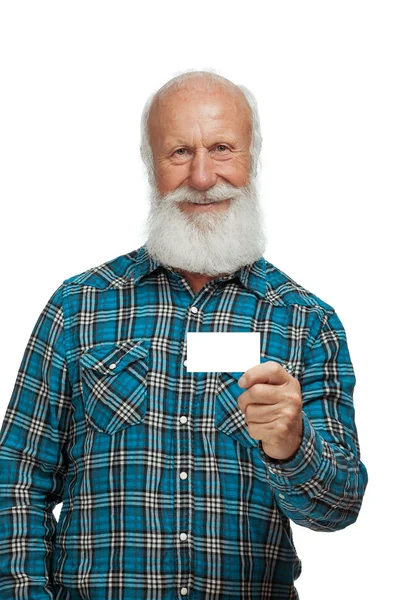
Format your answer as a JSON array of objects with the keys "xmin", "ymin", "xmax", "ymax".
[{"xmin": 0, "ymin": 70, "xmax": 367, "ymax": 599}]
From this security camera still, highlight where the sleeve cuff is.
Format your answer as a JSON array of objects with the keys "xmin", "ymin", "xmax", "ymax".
[{"xmin": 258, "ymin": 411, "xmax": 324, "ymax": 487}]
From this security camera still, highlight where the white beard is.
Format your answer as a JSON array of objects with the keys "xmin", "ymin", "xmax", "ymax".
[{"xmin": 143, "ymin": 178, "xmax": 267, "ymax": 276}]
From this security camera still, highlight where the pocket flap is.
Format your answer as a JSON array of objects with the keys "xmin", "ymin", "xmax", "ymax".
[
  {"xmin": 215, "ymin": 371, "xmax": 259, "ymax": 448},
  {"xmin": 80, "ymin": 339, "xmax": 151, "ymax": 375}
]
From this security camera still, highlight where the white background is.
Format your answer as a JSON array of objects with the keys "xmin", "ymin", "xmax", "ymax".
[{"xmin": 1, "ymin": 1, "xmax": 399, "ymax": 598}]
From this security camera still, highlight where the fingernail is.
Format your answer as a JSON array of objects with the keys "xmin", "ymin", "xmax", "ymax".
[{"xmin": 238, "ymin": 376, "xmax": 247, "ymax": 387}]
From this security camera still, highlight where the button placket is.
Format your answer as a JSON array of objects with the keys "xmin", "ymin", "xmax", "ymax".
[{"xmin": 174, "ymin": 303, "xmax": 199, "ymax": 596}]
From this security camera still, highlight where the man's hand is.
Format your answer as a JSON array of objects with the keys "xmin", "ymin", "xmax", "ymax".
[{"xmin": 237, "ymin": 361, "xmax": 303, "ymax": 461}]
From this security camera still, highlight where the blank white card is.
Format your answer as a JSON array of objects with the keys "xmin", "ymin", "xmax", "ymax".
[{"xmin": 186, "ymin": 332, "xmax": 260, "ymax": 373}]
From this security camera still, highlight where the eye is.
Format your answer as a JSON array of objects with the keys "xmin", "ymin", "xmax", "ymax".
[
  {"xmin": 215, "ymin": 144, "xmax": 228, "ymax": 152},
  {"xmin": 174, "ymin": 148, "xmax": 188, "ymax": 156}
]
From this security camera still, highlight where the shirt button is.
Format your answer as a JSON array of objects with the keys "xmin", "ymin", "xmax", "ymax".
[
  {"xmin": 279, "ymin": 493, "xmax": 285, "ymax": 499},
  {"xmin": 183, "ymin": 359, "xmax": 187, "ymax": 366},
  {"xmin": 180, "ymin": 532, "xmax": 188, "ymax": 541},
  {"xmin": 180, "ymin": 416, "xmax": 188, "ymax": 424},
  {"xmin": 190, "ymin": 306, "xmax": 198, "ymax": 314},
  {"xmin": 179, "ymin": 472, "xmax": 188, "ymax": 480},
  {"xmin": 109, "ymin": 363, "xmax": 117, "ymax": 370},
  {"xmin": 180, "ymin": 588, "xmax": 188, "ymax": 596}
]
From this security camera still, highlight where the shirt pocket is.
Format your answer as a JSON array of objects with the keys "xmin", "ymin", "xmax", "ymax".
[
  {"xmin": 214, "ymin": 371, "xmax": 259, "ymax": 449},
  {"xmin": 79, "ymin": 339, "xmax": 151, "ymax": 435}
]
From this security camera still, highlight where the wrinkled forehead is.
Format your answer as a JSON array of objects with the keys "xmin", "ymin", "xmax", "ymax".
[{"xmin": 148, "ymin": 83, "xmax": 252, "ymax": 145}]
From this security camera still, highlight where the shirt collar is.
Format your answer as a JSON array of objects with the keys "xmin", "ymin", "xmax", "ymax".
[{"xmin": 128, "ymin": 244, "xmax": 269, "ymax": 301}]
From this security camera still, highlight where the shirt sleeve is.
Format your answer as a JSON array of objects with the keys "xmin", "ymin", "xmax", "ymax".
[
  {"xmin": 258, "ymin": 309, "xmax": 368, "ymax": 532},
  {"xmin": 0, "ymin": 283, "xmax": 72, "ymax": 598}
]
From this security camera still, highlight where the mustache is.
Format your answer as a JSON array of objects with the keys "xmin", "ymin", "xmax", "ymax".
[{"xmin": 157, "ymin": 182, "xmax": 249, "ymax": 204}]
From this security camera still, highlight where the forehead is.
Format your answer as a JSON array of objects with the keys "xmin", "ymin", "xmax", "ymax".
[{"xmin": 148, "ymin": 84, "xmax": 252, "ymax": 146}]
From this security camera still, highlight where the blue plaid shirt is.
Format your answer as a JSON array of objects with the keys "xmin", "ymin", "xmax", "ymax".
[{"xmin": 0, "ymin": 244, "xmax": 368, "ymax": 599}]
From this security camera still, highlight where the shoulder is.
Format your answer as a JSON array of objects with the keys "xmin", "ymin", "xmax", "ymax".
[
  {"xmin": 62, "ymin": 248, "xmax": 140, "ymax": 290},
  {"xmin": 263, "ymin": 258, "xmax": 335, "ymax": 314}
]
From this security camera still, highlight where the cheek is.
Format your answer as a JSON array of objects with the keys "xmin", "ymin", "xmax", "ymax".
[
  {"xmin": 217, "ymin": 161, "xmax": 250, "ymax": 186},
  {"xmin": 156, "ymin": 164, "xmax": 188, "ymax": 194}
]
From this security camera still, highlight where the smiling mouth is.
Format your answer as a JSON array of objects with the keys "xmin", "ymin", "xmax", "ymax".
[{"xmin": 188, "ymin": 199, "xmax": 227, "ymax": 205}]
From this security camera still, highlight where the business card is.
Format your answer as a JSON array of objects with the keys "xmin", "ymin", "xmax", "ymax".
[{"xmin": 186, "ymin": 332, "xmax": 260, "ymax": 373}]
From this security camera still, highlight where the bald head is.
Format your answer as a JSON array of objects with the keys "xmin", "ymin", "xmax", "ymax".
[
  {"xmin": 140, "ymin": 70, "xmax": 262, "ymax": 187},
  {"xmin": 149, "ymin": 72, "xmax": 252, "ymax": 135}
]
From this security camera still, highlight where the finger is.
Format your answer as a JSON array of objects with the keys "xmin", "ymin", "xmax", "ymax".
[
  {"xmin": 238, "ymin": 383, "xmax": 282, "ymax": 412},
  {"xmin": 238, "ymin": 360, "xmax": 289, "ymax": 389},
  {"xmin": 243, "ymin": 403, "xmax": 281, "ymax": 424},
  {"xmin": 246, "ymin": 420, "xmax": 292, "ymax": 443}
]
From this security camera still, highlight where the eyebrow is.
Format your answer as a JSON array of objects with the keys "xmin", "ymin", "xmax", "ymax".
[{"xmin": 163, "ymin": 136, "xmax": 238, "ymax": 151}]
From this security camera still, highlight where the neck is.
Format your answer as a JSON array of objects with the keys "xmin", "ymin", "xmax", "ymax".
[{"xmin": 176, "ymin": 269, "xmax": 229, "ymax": 294}]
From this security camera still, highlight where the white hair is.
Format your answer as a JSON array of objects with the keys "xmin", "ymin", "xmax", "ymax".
[{"xmin": 140, "ymin": 68, "xmax": 263, "ymax": 187}]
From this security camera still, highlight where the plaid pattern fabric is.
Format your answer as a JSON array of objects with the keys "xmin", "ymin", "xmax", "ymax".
[{"xmin": 0, "ymin": 244, "xmax": 368, "ymax": 599}]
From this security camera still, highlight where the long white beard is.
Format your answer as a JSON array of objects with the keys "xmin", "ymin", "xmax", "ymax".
[{"xmin": 143, "ymin": 178, "xmax": 267, "ymax": 276}]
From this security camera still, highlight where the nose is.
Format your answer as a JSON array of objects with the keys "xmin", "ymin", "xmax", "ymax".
[{"xmin": 187, "ymin": 149, "xmax": 218, "ymax": 191}]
